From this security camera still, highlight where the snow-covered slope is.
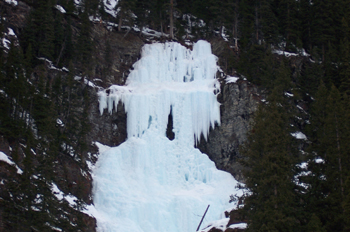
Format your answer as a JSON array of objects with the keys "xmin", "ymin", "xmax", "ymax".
[{"xmin": 94, "ymin": 41, "xmax": 241, "ymax": 232}]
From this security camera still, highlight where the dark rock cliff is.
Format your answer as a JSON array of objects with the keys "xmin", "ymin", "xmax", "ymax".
[
  {"xmin": 197, "ymin": 80, "xmax": 261, "ymax": 182},
  {"xmin": 87, "ymin": 24, "xmax": 144, "ymax": 147}
]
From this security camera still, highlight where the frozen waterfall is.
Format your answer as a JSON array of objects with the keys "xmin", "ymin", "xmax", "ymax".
[{"xmin": 94, "ymin": 40, "xmax": 241, "ymax": 232}]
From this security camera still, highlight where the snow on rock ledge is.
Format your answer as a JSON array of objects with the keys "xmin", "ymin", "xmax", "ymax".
[{"xmin": 0, "ymin": 151, "xmax": 23, "ymax": 174}]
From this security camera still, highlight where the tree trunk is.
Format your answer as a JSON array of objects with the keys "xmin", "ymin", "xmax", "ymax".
[
  {"xmin": 169, "ymin": 0, "xmax": 174, "ymax": 39},
  {"xmin": 286, "ymin": 3, "xmax": 290, "ymax": 45},
  {"xmin": 118, "ymin": 11, "xmax": 123, "ymax": 32},
  {"xmin": 56, "ymin": 39, "xmax": 66, "ymax": 66},
  {"xmin": 255, "ymin": 4, "xmax": 259, "ymax": 42},
  {"xmin": 335, "ymin": 113, "xmax": 344, "ymax": 198},
  {"xmin": 233, "ymin": 10, "xmax": 239, "ymax": 51},
  {"xmin": 274, "ymin": 185, "xmax": 277, "ymax": 209},
  {"xmin": 160, "ymin": 11, "xmax": 164, "ymax": 37}
]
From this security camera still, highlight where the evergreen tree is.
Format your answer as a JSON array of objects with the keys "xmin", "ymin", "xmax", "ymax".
[
  {"xmin": 0, "ymin": 42, "xmax": 31, "ymax": 140},
  {"xmin": 299, "ymin": 0, "xmax": 313, "ymax": 51},
  {"xmin": 306, "ymin": 214, "xmax": 326, "ymax": 232},
  {"xmin": 343, "ymin": 176, "xmax": 350, "ymax": 232},
  {"xmin": 133, "ymin": 0, "xmax": 156, "ymax": 33},
  {"xmin": 238, "ymin": 0, "xmax": 256, "ymax": 48},
  {"xmin": 117, "ymin": 0, "xmax": 136, "ymax": 31},
  {"xmin": 53, "ymin": 8, "xmax": 65, "ymax": 66},
  {"xmin": 302, "ymin": 81, "xmax": 329, "ymax": 226},
  {"xmin": 260, "ymin": 0, "xmax": 279, "ymax": 46},
  {"xmin": 322, "ymin": 86, "xmax": 349, "ymax": 231},
  {"xmin": 311, "ymin": 0, "xmax": 343, "ymax": 61},
  {"xmin": 77, "ymin": 10, "xmax": 93, "ymax": 75},
  {"xmin": 240, "ymin": 63, "xmax": 300, "ymax": 232},
  {"xmin": 277, "ymin": 0, "xmax": 301, "ymax": 51},
  {"xmin": 238, "ymin": 45, "xmax": 278, "ymax": 90},
  {"xmin": 62, "ymin": 15, "xmax": 75, "ymax": 65},
  {"xmin": 299, "ymin": 48, "xmax": 324, "ymax": 98},
  {"xmin": 339, "ymin": 14, "xmax": 350, "ymax": 94},
  {"xmin": 39, "ymin": 0, "xmax": 55, "ymax": 59},
  {"xmin": 21, "ymin": 0, "xmax": 56, "ymax": 61},
  {"xmin": 305, "ymin": 83, "xmax": 350, "ymax": 231}
]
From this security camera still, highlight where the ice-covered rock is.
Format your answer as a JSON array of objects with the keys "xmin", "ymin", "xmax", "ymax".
[{"xmin": 94, "ymin": 41, "xmax": 242, "ymax": 232}]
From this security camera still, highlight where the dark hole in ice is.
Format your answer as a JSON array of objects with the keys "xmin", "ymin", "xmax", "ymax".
[{"xmin": 166, "ymin": 107, "xmax": 175, "ymax": 141}]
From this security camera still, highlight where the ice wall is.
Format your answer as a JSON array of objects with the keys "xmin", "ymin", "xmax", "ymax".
[{"xmin": 94, "ymin": 41, "xmax": 241, "ymax": 232}]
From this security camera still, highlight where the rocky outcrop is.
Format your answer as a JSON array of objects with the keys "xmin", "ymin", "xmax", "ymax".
[
  {"xmin": 86, "ymin": 22, "xmax": 145, "ymax": 147},
  {"xmin": 0, "ymin": 0, "xmax": 31, "ymax": 30},
  {"xmin": 90, "ymin": 23, "xmax": 145, "ymax": 87},
  {"xmin": 197, "ymin": 80, "xmax": 261, "ymax": 182}
]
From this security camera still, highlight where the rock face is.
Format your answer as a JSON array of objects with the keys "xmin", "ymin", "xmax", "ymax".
[
  {"xmin": 90, "ymin": 24, "xmax": 145, "ymax": 87},
  {"xmin": 87, "ymin": 23, "xmax": 144, "ymax": 147},
  {"xmin": 197, "ymin": 80, "xmax": 261, "ymax": 182}
]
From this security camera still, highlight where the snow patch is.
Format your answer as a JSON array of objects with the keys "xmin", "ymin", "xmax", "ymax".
[
  {"xmin": 7, "ymin": 28, "xmax": 16, "ymax": 36},
  {"xmin": 56, "ymin": 118, "xmax": 64, "ymax": 127},
  {"xmin": 37, "ymin": 57, "xmax": 67, "ymax": 72},
  {"xmin": 103, "ymin": 0, "xmax": 118, "ymax": 17},
  {"xmin": 2, "ymin": 38, "xmax": 10, "ymax": 49},
  {"xmin": 228, "ymin": 223, "xmax": 248, "ymax": 229},
  {"xmin": 291, "ymin": 131, "xmax": 307, "ymax": 140},
  {"xmin": 4, "ymin": 0, "xmax": 18, "ymax": 6},
  {"xmin": 273, "ymin": 50, "xmax": 298, "ymax": 57},
  {"xmin": 272, "ymin": 48, "xmax": 310, "ymax": 57},
  {"xmin": 51, "ymin": 183, "xmax": 64, "ymax": 201},
  {"xmin": 74, "ymin": 76, "xmax": 97, "ymax": 88},
  {"xmin": 55, "ymin": 5, "xmax": 66, "ymax": 14},
  {"xmin": 285, "ymin": 92, "xmax": 294, "ymax": 97},
  {"xmin": 132, "ymin": 25, "xmax": 168, "ymax": 38},
  {"xmin": 45, "ymin": 223, "xmax": 62, "ymax": 232},
  {"xmin": 298, "ymin": 162, "xmax": 308, "ymax": 169},
  {"xmin": 202, "ymin": 218, "xmax": 229, "ymax": 231},
  {"xmin": 0, "ymin": 151, "xmax": 23, "ymax": 174},
  {"xmin": 201, "ymin": 218, "xmax": 247, "ymax": 232},
  {"xmin": 51, "ymin": 183, "xmax": 79, "ymax": 208},
  {"xmin": 226, "ymin": 76, "xmax": 239, "ymax": 83},
  {"xmin": 315, "ymin": 158, "xmax": 325, "ymax": 164}
]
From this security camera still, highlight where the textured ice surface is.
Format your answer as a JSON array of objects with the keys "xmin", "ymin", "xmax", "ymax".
[{"xmin": 94, "ymin": 41, "xmax": 241, "ymax": 232}]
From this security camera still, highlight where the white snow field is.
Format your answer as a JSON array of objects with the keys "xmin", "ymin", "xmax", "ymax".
[{"xmin": 94, "ymin": 40, "xmax": 242, "ymax": 232}]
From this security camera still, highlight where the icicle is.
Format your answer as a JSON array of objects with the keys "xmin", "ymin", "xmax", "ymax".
[{"xmin": 97, "ymin": 41, "xmax": 221, "ymax": 142}]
